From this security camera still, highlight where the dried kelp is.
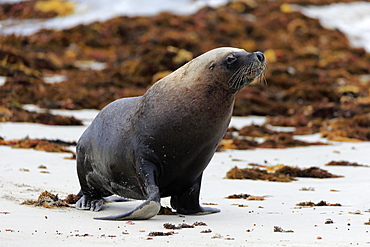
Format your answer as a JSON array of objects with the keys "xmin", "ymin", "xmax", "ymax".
[
  {"xmin": 325, "ymin": 160, "xmax": 369, "ymax": 167},
  {"xmin": 0, "ymin": 0, "xmax": 369, "ymax": 139},
  {"xmin": 226, "ymin": 165, "xmax": 341, "ymax": 182},
  {"xmin": 21, "ymin": 191, "xmax": 70, "ymax": 208},
  {"xmin": 296, "ymin": 200, "xmax": 341, "ymax": 207},
  {"xmin": 0, "ymin": 138, "xmax": 75, "ymax": 153}
]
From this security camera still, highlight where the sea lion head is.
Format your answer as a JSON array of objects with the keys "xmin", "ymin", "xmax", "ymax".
[
  {"xmin": 203, "ymin": 47, "xmax": 266, "ymax": 92},
  {"xmin": 149, "ymin": 47, "xmax": 266, "ymax": 97}
]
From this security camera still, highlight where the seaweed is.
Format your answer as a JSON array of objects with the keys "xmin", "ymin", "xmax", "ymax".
[
  {"xmin": 226, "ymin": 165, "xmax": 342, "ymax": 182},
  {"xmin": 0, "ymin": 137, "xmax": 75, "ymax": 153},
  {"xmin": 21, "ymin": 191, "xmax": 70, "ymax": 208},
  {"xmin": 325, "ymin": 160, "xmax": 369, "ymax": 167},
  {"xmin": 0, "ymin": 0, "xmax": 369, "ymax": 139},
  {"xmin": 296, "ymin": 200, "xmax": 341, "ymax": 207}
]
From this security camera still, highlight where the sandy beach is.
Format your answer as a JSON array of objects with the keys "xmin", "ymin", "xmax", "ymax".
[{"xmin": 1, "ymin": 112, "xmax": 370, "ymax": 246}]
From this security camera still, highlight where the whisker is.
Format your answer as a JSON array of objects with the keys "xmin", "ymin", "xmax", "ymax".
[
  {"xmin": 260, "ymin": 63, "xmax": 268, "ymax": 86},
  {"xmin": 228, "ymin": 60, "xmax": 267, "ymax": 90},
  {"xmin": 229, "ymin": 64, "xmax": 247, "ymax": 89}
]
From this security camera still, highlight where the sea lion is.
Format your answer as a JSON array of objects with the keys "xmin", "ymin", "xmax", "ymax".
[{"xmin": 76, "ymin": 47, "xmax": 266, "ymax": 220}]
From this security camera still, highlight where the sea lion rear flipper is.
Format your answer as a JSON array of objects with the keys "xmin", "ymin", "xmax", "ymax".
[
  {"xmin": 171, "ymin": 173, "xmax": 220, "ymax": 215},
  {"xmin": 94, "ymin": 162, "xmax": 161, "ymax": 220}
]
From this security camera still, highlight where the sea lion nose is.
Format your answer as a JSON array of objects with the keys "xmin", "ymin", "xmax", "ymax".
[{"xmin": 254, "ymin": 51, "xmax": 265, "ymax": 63}]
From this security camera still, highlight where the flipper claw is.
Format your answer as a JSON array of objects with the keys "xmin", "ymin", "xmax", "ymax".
[{"xmin": 76, "ymin": 196, "xmax": 103, "ymax": 212}]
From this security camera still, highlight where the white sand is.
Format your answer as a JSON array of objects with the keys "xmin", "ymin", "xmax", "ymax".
[
  {"xmin": 1, "ymin": 113, "xmax": 370, "ymax": 246},
  {"xmin": 301, "ymin": 2, "xmax": 370, "ymax": 52}
]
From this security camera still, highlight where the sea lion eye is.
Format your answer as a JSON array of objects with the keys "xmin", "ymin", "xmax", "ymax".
[{"xmin": 226, "ymin": 54, "xmax": 237, "ymax": 65}]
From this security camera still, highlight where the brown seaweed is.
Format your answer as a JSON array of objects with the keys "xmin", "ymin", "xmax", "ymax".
[
  {"xmin": 0, "ymin": 137, "xmax": 75, "ymax": 153},
  {"xmin": 226, "ymin": 165, "xmax": 342, "ymax": 182},
  {"xmin": 21, "ymin": 191, "xmax": 70, "ymax": 208},
  {"xmin": 0, "ymin": 0, "xmax": 369, "ymax": 139}
]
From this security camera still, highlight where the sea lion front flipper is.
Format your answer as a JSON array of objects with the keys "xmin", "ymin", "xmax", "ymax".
[
  {"xmin": 94, "ymin": 162, "xmax": 161, "ymax": 220},
  {"xmin": 76, "ymin": 195, "xmax": 104, "ymax": 212},
  {"xmin": 171, "ymin": 173, "xmax": 220, "ymax": 215}
]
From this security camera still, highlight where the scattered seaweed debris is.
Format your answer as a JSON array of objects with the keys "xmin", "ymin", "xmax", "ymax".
[
  {"xmin": 163, "ymin": 221, "xmax": 207, "ymax": 230},
  {"xmin": 349, "ymin": 210, "xmax": 362, "ymax": 215},
  {"xmin": 296, "ymin": 200, "xmax": 342, "ymax": 207},
  {"xmin": 193, "ymin": 221, "xmax": 207, "ymax": 226},
  {"xmin": 325, "ymin": 219, "xmax": 334, "ymax": 224},
  {"xmin": 0, "ymin": 138, "xmax": 75, "ymax": 154},
  {"xmin": 238, "ymin": 124, "xmax": 279, "ymax": 137},
  {"xmin": 226, "ymin": 194, "xmax": 265, "ymax": 201},
  {"xmin": 162, "ymin": 223, "xmax": 182, "ymax": 230},
  {"xmin": 226, "ymin": 166, "xmax": 292, "ymax": 182},
  {"xmin": 226, "ymin": 165, "xmax": 342, "ymax": 182},
  {"xmin": 320, "ymin": 114, "xmax": 370, "ymax": 141},
  {"xmin": 276, "ymin": 166, "xmax": 342, "ymax": 179},
  {"xmin": 259, "ymin": 133, "xmax": 326, "ymax": 148},
  {"xmin": 218, "ymin": 130, "xmax": 326, "ymax": 151},
  {"xmin": 226, "ymin": 194, "xmax": 251, "ymax": 199},
  {"xmin": 299, "ymin": 187, "xmax": 315, "ymax": 191},
  {"xmin": 202, "ymin": 202, "xmax": 218, "ymax": 205},
  {"xmin": 217, "ymin": 138, "xmax": 259, "ymax": 151},
  {"xmin": 157, "ymin": 206, "xmax": 176, "ymax": 215},
  {"xmin": 247, "ymin": 196, "xmax": 265, "ymax": 201},
  {"xmin": 273, "ymin": 226, "xmax": 294, "ymax": 233},
  {"xmin": 0, "ymin": 103, "xmax": 83, "ymax": 125},
  {"xmin": 21, "ymin": 191, "xmax": 70, "ymax": 208},
  {"xmin": 148, "ymin": 231, "xmax": 174, "ymax": 237},
  {"xmin": 63, "ymin": 194, "xmax": 81, "ymax": 204},
  {"xmin": 163, "ymin": 223, "xmax": 194, "ymax": 230},
  {"xmin": 325, "ymin": 161, "xmax": 369, "ymax": 167}
]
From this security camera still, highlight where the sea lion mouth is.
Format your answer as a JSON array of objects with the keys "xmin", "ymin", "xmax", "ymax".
[{"xmin": 228, "ymin": 55, "xmax": 267, "ymax": 90}]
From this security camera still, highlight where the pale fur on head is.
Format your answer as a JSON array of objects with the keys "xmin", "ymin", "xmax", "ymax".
[{"xmin": 153, "ymin": 47, "xmax": 265, "ymax": 92}]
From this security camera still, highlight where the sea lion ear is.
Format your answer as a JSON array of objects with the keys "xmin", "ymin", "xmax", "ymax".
[{"xmin": 208, "ymin": 62, "xmax": 215, "ymax": 70}]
